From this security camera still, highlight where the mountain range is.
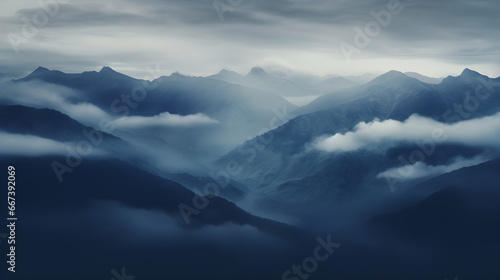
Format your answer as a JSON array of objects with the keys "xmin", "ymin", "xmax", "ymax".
[
  {"xmin": 216, "ymin": 68, "xmax": 500, "ymax": 213},
  {"xmin": 209, "ymin": 66, "xmax": 359, "ymax": 98},
  {"xmin": 1, "ymin": 66, "xmax": 499, "ymax": 279}
]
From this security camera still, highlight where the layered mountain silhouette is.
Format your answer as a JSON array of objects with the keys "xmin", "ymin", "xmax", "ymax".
[
  {"xmin": 404, "ymin": 71, "xmax": 444, "ymax": 84},
  {"xmin": 0, "ymin": 155, "xmax": 309, "ymax": 280},
  {"xmin": 302, "ymin": 158, "xmax": 500, "ymax": 280},
  {"xmin": 0, "ymin": 104, "xmax": 122, "ymax": 145},
  {"xmin": 209, "ymin": 66, "xmax": 359, "ymax": 98},
  {"xmin": 11, "ymin": 66, "xmax": 299, "ymax": 161},
  {"xmin": 1, "ymin": 66, "xmax": 499, "ymax": 280},
  {"xmin": 0, "ymin": 104, "xmax": 252, "ymax": 201},
  {"xmin": 216, "ymin": 69, "xmax": 500, "ymax": 209},
  {"xmin": 17, "ymin": 66, "xmax": 295, "ymax": 119},
  {"xmin": 363, "ymin": 158, "xmax": 500, "ymax": 279}
]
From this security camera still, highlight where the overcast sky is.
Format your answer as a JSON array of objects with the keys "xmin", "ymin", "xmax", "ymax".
[{"xmin": 0, "ymin": 0, "xmax": 499, "ymax": 79}]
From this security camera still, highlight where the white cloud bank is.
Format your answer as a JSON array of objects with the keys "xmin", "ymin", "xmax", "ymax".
[
  {"xmin": 112, "ymin": 112, "xmax": 219, "ymax": 129},
  {"xmin": 312, "ymin": 113, "xmax": 500, "ymax": 153},
  {"xmin": 0, "ymin": 80, "xmax": 219, "ymax": 129},
  {"xmin": 0, "ymin": 81, "xmax": 109, "ymax": 127},
  {"xmin": 376, "ymin": 154, "xmax": 491, "ymax": 181},
  {"xmin": 0, "ymin": 132, "xmax": 68, "ymax": 156},
  {"xmin": 0, "ymin": 131, "xmax": 108, "ymax": 157}
]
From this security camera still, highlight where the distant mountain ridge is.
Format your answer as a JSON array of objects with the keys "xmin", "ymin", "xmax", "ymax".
[
  {"xmin": 404, "ymin": 72, "xmax": 444, "ymax": 84},
  {"xmin": 216, "ymin": 68, "xmax": 500, "ymax": 209},
  {"xmin": 209, "ymin": 66, "xmax": 359, "ymax": 98},
  {"xmin": 2, "ymin": 66, "xmax": 500, "ymax": 280},
  {"xmin": 10, "ymin": 66, "xmax": 298, "ymax": 159}
]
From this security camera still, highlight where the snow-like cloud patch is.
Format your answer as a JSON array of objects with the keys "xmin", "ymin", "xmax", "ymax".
[
  {"xmin": 0, "ymin": 131, "xmax": 108, "ymax": 157},
  {"xmin": 0, "ymin": 80, "xmax": 218, "ymax": 130},
  {"xmin": 0, "ymin": 80, "xmax": 109, "ymax": 127},
  {"xmin": 377, "ymin": 154, "xmax": 491, "ymax": 181},
  {"xmin": 312, "ymin": 113, "xmax": 500, "ymax": 153},
  {"xmin": 0, "ymin": 132, "xmax": 68, "ymax": 156},
  {"xmin": 112, "ymin": 112, "xmax": 219, "ymax": 129}
]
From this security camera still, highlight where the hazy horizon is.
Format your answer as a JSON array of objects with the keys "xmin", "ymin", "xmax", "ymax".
[
  {"xmin": 7, "ymin": 64, "xmax": 496, "ymax": 82},
  {"xmin": 1, "ymin": 0, "xmax": 499, "ymax": 78},
  {"xmin": 1, "ymin": 1, "xmax": 500, "ymax": 279}
]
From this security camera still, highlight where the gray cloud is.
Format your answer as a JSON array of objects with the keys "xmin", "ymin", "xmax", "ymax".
[
  {"xmin": 41, "ymin": 199, "xmax": 284, "ymax": 246},
  {"xmin": 0, "ymin": 131, "xmax": 68, "ymax": 156},
  {"xmin": 113, "ymin": 112, "xmax": 219, "ymax": 129},
  {"xmin": 0, "ymin": 80, "xmax": 223, "ymax": 172},
  {"xmin": 312, "ymin": 113, "xmax": 500, "ymax": 153},
  {"xmin": 0, "ymin": 131, "xmax": 107, "ymax": 157},
  {"xmin": 0, "ymin": 0, "xmax": 499, "ymax": 78},
  {"xmin": 0, "ymin": 80, "xmax": 218, "ymax": 130},
  {"xmin": 0, "ymin": 80, "xmax": 109, "ymax": 127},
  {"xmin": 377, "ymin": 154, "xmax": 492, "ymax": 181}
]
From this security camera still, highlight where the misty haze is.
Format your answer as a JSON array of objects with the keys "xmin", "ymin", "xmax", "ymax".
[{"xmin": 1, "ymin": 0, "xmax": 499, "ymax": 279}]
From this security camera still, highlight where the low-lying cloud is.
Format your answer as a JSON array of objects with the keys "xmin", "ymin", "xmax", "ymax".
[
  {"xmin": 2, "ymin": 0, "xmax": 500, "ymax": 77},
  {"xmin": 0, "ymin": 131, "xmax": 105, "ymax": 157},
  {"xmin": 112, "ymin": 112, "xmax": 219, "ymax": 129},
  {"xmin": 0, "ymin": 80, "xmax": 219, "ymax": 130},
  {"xmin": 0, "ymin": 80, "xmax": 109, "ymax": 127},
  {"xmin": 377, "ymin": 154, "xmax": 491, "ymax": 181},
  {"xmin": 312, "ymin": 113, "xmax": 500, "ymax": 153},
  {"xmin": 0, "ymin": 131, "xmax": 68, "ymax": 156}
]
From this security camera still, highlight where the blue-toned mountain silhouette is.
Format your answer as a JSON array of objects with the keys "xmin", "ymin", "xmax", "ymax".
[{"xmin": 1, "ymin": 67, "xmax": 499, "ymax": 280}]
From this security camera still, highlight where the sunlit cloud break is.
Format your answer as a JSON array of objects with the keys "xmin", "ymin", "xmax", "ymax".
[{"xmin": 312, "ymin": 113, "xmax": 500, "ymax": 153}]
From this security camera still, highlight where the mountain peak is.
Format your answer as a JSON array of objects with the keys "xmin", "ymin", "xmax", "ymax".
[
  {"xmin": 208, "ymin": 68, "xmax": 244, "ymax": 83},
  {"xmin": 440, "ymin": 68, "xmax": 490, "ymax": 86},
  {"xmin": 218, "ymin": 68, "xmax": 233, "ymax": 74},
  {"xmin": 382, "ymin": 70, "xmax": 406, "ymax": 77},
  {"xmin": 369, "ymin": 70, "xmax": 412, "ymax": 84},
  {"xmin": 459, "ymin": 68, "xmax": 481, "ymax": 78},
  {"xmin": 168, "ymin": 72, "xmax": 191, "ymax": 79},
  {"xmin": 170, "ymin": 71, "xmax": 183, "ymax": 77},
  {"xmin": 17, "ymin": 66, "xmax": 53, "ymax": 81},
  {"xmin": 247, "ymin": 66, "xmax": 267, "ymax": 77},
  {"xmin": 33, "ymin": 66, "xmax": 50, "ymax": 73},
  {"xmin": 99, "ymin": 66, "xmax": 117, "ymax": 74},
  {"xmin": 97, "ymin": 66, "xmax": 136, "ymax": 80},
  {"xmin": 214, "ymin": 68, "xmax": 242, "ymax": 78}
]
